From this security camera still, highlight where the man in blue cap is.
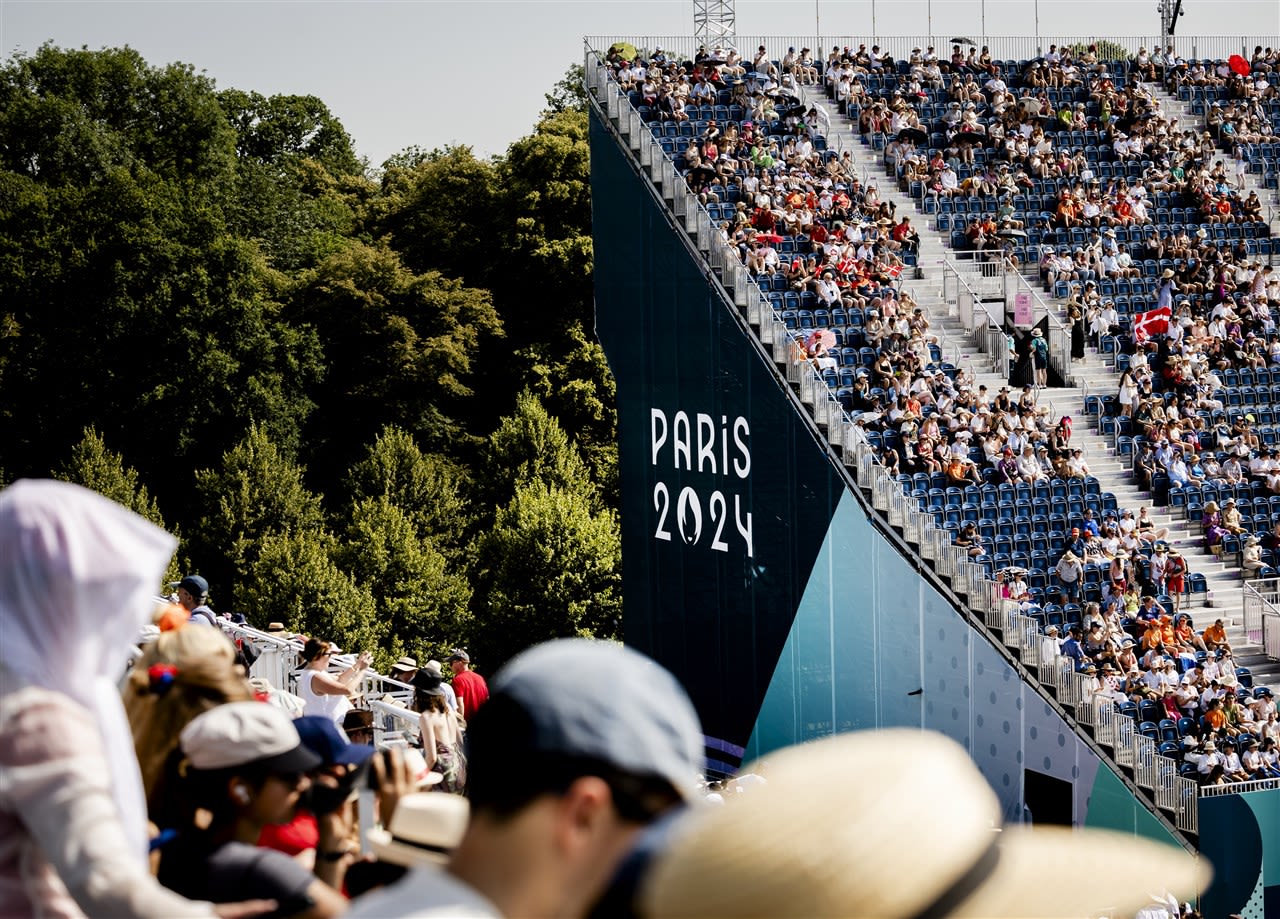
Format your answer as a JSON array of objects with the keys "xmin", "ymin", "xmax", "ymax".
[
  {"xmin": 346, "ymin": 639, "xmax": 704, "ymax": 919},
  {"xmin": 173, "ymin": 574, "xmax": 216, "ymax": 626}
]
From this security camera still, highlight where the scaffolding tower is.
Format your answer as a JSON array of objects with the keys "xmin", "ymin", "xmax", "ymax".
[{"xmin": 693, "ymin": 0, "xmax": 736, "ymax": 49}]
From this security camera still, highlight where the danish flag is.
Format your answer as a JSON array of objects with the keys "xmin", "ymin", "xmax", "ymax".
[{"xmin": 1132, "ymin": 305, "xmax": 1171, "ymax": 344}]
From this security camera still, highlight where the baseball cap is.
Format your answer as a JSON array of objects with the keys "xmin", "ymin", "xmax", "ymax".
[
  {"xmin": 447, "ymin": 649, "xmax": 470, "ymax": 663},
  {"xmin": 180, "ymin": 701, "xmax": 322, "ymax": 773},
  {"xmin": 172, "ymin": 574, "xmax": 209, "ymax": 597},
  {"xmin": 293, "ymin": 715, "xmax": 376, "ymax": 767},
  {"xmin": 480, "ymin": 639, "xmax": 704, "ymax": 799}
]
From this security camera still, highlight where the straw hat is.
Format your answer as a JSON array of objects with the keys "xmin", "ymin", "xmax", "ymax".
[
  {"xmin": 368, "ymin": 792, "xmax": 469, "ymax": 868},
  {"xmin": 641, "ymin": 730, "xmax": 1208, "ymax": 918}
]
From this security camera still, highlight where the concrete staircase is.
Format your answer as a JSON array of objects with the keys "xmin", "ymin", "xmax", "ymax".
[{"xmin": 805, "ymin": 84, "xmax": 1278, "ymax": 691}]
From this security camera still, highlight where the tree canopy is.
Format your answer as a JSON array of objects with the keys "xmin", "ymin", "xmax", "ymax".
[{"xmin": 0, "ymin": 46, "xmax": 615, "ymax": 668}]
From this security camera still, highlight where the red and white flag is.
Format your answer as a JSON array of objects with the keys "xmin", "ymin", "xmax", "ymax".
[{"xmin": 1132, "ymin": 305, "xmax": 1171, "ymax": 344}]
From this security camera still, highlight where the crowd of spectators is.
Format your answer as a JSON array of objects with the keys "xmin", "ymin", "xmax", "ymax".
[
  {"xmin": 604, "ymin": 42, "xmax": 1242, "ymax": 617},
  {"xmin": 1042, "ymin": 604, "xmax": 1279, "ymax": 785}
]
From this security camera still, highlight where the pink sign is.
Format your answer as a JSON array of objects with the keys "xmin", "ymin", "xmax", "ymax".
[{"xmin": 1013, "ymin": 292, "xmax": 1033, "ymax": 327}]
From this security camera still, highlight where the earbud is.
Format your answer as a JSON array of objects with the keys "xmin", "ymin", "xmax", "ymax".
[{"xmin": 233, "ymin": 785, "xmax": 250, "ymax": 804}]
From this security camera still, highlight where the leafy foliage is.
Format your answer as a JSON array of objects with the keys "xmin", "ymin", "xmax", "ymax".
[
  {"xmin": 56, "ymin": 427, "xmax": 181, "ymax": 583},
  {"xmin": 0, "ymin": 52, "xmax": 616, "ymax": 667},
  {"xmin": 470, "ymin": 483, "xmax": 622, "ymax": 669}
]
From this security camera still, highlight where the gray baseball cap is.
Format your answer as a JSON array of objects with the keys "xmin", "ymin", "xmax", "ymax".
[{"xmin": 489, "ymin": 639, "xmax": 704, "ymax": 798}]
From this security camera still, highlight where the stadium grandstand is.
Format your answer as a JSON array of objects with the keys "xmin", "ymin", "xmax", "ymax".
[{"xmin": 585, "ymin": 30, "xmax": 1280, "ymax": 917}]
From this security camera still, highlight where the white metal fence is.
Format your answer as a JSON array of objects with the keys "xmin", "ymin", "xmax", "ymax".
[
  {"xmin": 584, "ymin": 36, "xmax": 1280, "ymax": 67},
  {"xmin": 1243, "ymin": 578, "xmax": 1280, "ymax": 660}
]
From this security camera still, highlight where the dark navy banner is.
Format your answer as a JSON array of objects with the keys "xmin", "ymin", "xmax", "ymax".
[{"xmin": 590, "ymin": 107, "xmax": 842, "ymax": 752}]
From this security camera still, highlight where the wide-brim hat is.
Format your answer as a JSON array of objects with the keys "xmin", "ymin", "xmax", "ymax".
[
  {"xmin": 368, "ymin": 792, "xmax": 469, "ymax": 868},
  {"xmin": 1162, "ymin": 269, "xmax": 1175, "ymax": 278},
  {"xmin": 641, "ymin": 730, "xmax": 1208, "ymax": 918}
]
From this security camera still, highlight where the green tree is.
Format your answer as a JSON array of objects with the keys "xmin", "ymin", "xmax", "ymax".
[
  {"xmin": 56, "ymin": 426, "xmax": 181, "ymax": 583},
  {"xmin": 346, "ymin": 425, "xmax": 472, "ymax": 555},
  {"xmin": 237, "ymin": 529, "xmax": 386, "ymax": 664},
  {"xmin": 470, "ymin": 482, "xmax": 622, "ymax": 668},
  {"xmin": 514, "ymin": 323, "xmax": 619, "ymax": 502},
  {"xmin": 483, "ymin": 390, "xmax": 597, "ymax": 512},
  {"xmin": 288, "ymin": 239, "xmax": 502, "ymax": 482},
  {"xmin": 218, "ymin": 89, "xmax": 371, "ymax": 271},
  {"xmin": 335, "ymin": 497, "xmax": 472, "ymax": 664},
  {"xmin": 57, "ymin": 426, "xmax": 168, "ymax": 527},
  {"xmin": 371, "ymin": 146, "xmax": 501, "ymax": 290},
  {"xmin": 193, "ymin": 424, "xmax": 326, "ymax": 608},
  {"xmin": 0, "ymin": 45, "xmax": 323, "ymax": 502},
  {"xmin": 542, "ymin": 64, "xmax": 588, "ymax": 115}
]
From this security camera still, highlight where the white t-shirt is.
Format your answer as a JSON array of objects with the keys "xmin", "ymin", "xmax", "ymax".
[{"xmin": 346, "ymin": 866, "xmax": 501, "ymax": 919}]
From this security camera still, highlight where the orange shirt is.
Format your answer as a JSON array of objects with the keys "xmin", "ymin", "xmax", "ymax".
[
  {"xmin": 1204, "ymin": 624, "xmax": 1227, "ymax": 646},
  {"xmin": 1204, "ymin": 709, "xmax": 1227, "ymax": 730}
]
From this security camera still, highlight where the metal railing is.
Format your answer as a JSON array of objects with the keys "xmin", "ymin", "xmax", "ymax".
[
  {"xmin": 1005, "ymin": 269, "xmax": 1074, "ymax": 387},
  {"xmin": 943, "ymin": 258, "xmax": 1010, "ymax": 379},
  {"xmin": 582, "ymin": 36, "xmax": 1280, "ymax": 67},
  {"xmin": 367, "ymin": 698, "xmax": 422, "ymax": 747},
  {"xmin": 1200, "ymin": 777, "xmax": 1280, "ymax": 796},
  {"xmin": 1243, "ymin": 577, "xmax": 1280, "ymax": 658}
]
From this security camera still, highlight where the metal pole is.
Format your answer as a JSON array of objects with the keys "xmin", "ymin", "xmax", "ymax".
[
  {"xmin": 928, "ymin": 0, "xmax": 932, "ymax": 41},
  {"xmin": 815, "ymin": 0, "xmax": 821, "ymax": 45},
  {"xmin": 981, "ymin": 0, "xmax": 986, "ymax": 43},
  {"xmin": 871, "ymin": 0, "xmax": 877, "ymax": 40},
  {"xmin": 1034, "ymin": 0, "xmax": 1040, "ymax": 55}
]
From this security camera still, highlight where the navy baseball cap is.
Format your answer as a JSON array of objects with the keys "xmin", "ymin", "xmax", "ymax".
[
  {"xmin": 294, "ymin": 716, "xmax": 376, "ymax": 767},
  {"xmin": 173, "ymin": 574, "xmax": 209, "ymax": 597}
]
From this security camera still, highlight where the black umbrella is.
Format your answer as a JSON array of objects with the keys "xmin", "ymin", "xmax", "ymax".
[
  {"xmin": 952, "ymin": 131, "xmax": 987, "ymax": 145},
  {"xmin": 898, "ymin": 126, "xmax": 928, "ymax": 144},
  {"xmin": 951, "ymin": 37, "xmax": 976, "ymax": 45},
  {"xmin": 998, "ymin": 228, "xmax": 1028, "ymax": 238},
  {"xmin": 687, "ymin": 163, "xmax": 718, "ymax": 183}
]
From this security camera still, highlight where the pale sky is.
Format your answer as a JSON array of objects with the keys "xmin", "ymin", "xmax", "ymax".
[{"xmin": 2, "ymin": 0, "xmax": 1278, "ymax": 168}]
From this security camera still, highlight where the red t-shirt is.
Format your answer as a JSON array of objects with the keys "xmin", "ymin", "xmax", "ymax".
[
  {"xmin": 257, "ymin": 811, "xmax": 318, "ymax": 856},
  {"xmin": 452, "ymin": 669, "xmax": 490, "ymax": 717}
]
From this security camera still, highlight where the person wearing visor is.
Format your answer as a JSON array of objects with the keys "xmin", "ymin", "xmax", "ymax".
[{"xmin": 157, "ymin": 702, "xmax": 347, "ymax": 918}]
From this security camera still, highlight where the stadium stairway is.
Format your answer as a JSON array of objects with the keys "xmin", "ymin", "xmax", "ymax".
[
  {"xmin": 1138, "ymin": 79, "xmax": 1280, "ymax": 230},
  {"xmin": 806, "ymin": 84, "xmax": 1278, "ymax": 692}
]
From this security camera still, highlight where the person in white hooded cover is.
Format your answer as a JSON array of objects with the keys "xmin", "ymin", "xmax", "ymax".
[{"xmin": 0, "ymin": 480, "xmax": 248, "ymax": 918}]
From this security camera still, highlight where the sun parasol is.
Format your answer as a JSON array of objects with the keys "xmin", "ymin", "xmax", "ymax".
[
  {"xmin": 1228, "ymin": 55, "xmax": 1250, "ymax": 77},
  {"xmin": 608, "ymin": 41, "xmax": 638, "ymax": 61},
  {"xmin": 897, "ymin": 126, "xmax": 928, "ymax": 144}
]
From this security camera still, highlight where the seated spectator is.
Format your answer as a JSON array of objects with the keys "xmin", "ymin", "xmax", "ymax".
[
  {"xmin": 1186, "ymin": 738, "xmax": 1226, "ymax": 785},
  {"xmin": 1202, "ymin": 618, "xmax": 1231, "ymax": 654},
  {"xmin": 172, "ymin": 574, "xmax": 217, "ymax": 626},
  {"xmin": 0, "ymin": 480, "xmax": 220, "ymax": 918}
]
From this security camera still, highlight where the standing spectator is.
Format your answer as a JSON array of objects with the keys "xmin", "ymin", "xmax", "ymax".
[
  {"xmin": 0, "ymin": 480, "xmax": 216, "ymax": 917},
  {"xmin": 448, "ymin": 650, "xmax": 490, "ymax": 719},
  {"xmin": 1055, "ymin": 550, "xmax": 1083, "ymax": 603},
  {"xmin": 124, "ymin": 625, "xmax": 255, "ymax": 829},
  {"xmin": 299, "ymin": 639, "xmax": 371, "ymax": 729},
  {"xmin": 346, "ymin": 639, "xmax": 703, "ymax": 919},
  {"xmin": 412, "ymin": 676, "xmax": 466, "ymax": 793},
  {"xmin": 174, "ymin": 574, "xmax": 217, "ymax": 626}
]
